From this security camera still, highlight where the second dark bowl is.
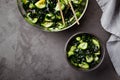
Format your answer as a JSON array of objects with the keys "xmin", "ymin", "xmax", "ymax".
[{"xmin": 65, "ymin": 32, "xmax": 105, "ymax": 72}]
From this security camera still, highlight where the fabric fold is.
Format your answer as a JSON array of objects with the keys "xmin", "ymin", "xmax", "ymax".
[{"xmin": 96, "ymin": 0, "xmax": 120, "ymax": 76}]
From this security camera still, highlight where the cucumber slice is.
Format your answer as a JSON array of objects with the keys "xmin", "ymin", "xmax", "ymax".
[
  {"xmin": 56, "ymin": 15, "xmax": 62, "ymax": 20},
  {"xmin": 94, "ymin": 51, "xmax": 101, "ymax": 56},
  {"xmin": 78, "ymin": 42, "xmax": 88, "ymax": 50},
  {"xmin": 26, "ymin": 12, "xmax": 30, "ymax": 17},
  {"xmin": 79, "ymin": 62, "xmax": 89, "ymax": 69},
  {"xmin": 57, "ymin": 22, "xmax": 65, "ymax": 29},
  {"xmin": 26, "ymin": 13, "xmax": 38, "ymax": 24},
  {"xmin": 94, "ymin": 56, "xmax": 99, "ymax": 61},
  {"xmin": 68, "ymin": 46, "xmax": 76, "ymax": 57},
  {"xmin": 69, "ymin": 16, "xmax": 74, "ymax": 22},
  {"xmin": 25, "ymin": 17, "xmax": 34, "ymax": 25},
  {"xmin": 76, "ymin": 37, "xmax": 81, "ymax": 41},
  {"xmin": 48, "ymin": 28, "xmax": 55, "ymax": 31},
  {"xmin": 72, "ymin": 0, "xmax": 82, "ymax": 4},
  {"xmin": 45, "ymin": 17, "xmax": 52, "ymax": 21},
  {"xmin": 41, "ymin": 22, "xmax": 53, "ymax": 28},
  {"xmin": 76, "ymin": 11, "xmax": 81, "ymax": 17},
  {"xmin": 21, "ymin": 0, "xmax": 29, "ymax": 4},
  {"xmin": 32, "ymin": 18, "xmax": 38, "ymax": 23},
  {"xmin": 35, "ymin": 0, "xmax": 46, "ymax": 9},
  {"xmin": 55, "ymin": 2, "xmax": 65, "ymax": 11},
  {"xmin": 29, "ymin": 3, "xmax": 35, "ymax": 9},
  {"xmin": 61, "ymin": 0, "xmax": 69, "ymax": 5},
  {"xmin": 68, "ymin": 51, "xmax": 74, "ymax": 57},
  {"xmin": 25, "ymin": 17, "xmax": 38, "ymax": 24},
  {"xmin": 92, "ymin": 39, "xmax": 100, "ymax": 48},
  {"xmin": 45, "ymin": 13, "xmax": 55, "ymax": 21},
  {"xmin": 86, "ymin": 55, "xmax": 93, "ymax": 63},
  {"xmin": 46, "ymin": 13, "xmax": 54, "ymax": 17},
  {"xmin": 71, "ymin": 60, "xmax": 77, "ymax": 66},
  {"xmin": 70, "ymin": 46, "xmax": 76, "ymax": 51},
  {"xmin": 48, "ymin": 27, "xmax": 60, "ymax": 31}
]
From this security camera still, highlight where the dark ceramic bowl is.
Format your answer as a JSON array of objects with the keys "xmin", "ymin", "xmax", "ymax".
[
  {"xmin": 17, "ymin": 0, "xmax": 88, "ymax": 32},
  {"xmin": 65, "ymin": 32, "xmax": 105, "ymax": 72}
]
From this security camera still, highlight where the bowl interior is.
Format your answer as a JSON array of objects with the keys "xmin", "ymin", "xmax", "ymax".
[
  {"xmin": 17, "ymin": 0, "xmax": 89, "ymax": 32},
  {"xmin": 65, "ymin": 32, "xmax": 105, "ymax": 71}
]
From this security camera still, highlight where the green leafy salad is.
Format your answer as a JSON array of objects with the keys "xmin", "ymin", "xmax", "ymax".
[
  {"xmin": 67, "ymin": 33, "xmax": 102, "ymax": 70},
  {"xmin": 21, "ymin": 0, "xmax": 87, "ymax": 31}
]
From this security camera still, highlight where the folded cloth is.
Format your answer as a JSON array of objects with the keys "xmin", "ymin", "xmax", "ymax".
[{"xmin": 96, "ymin": 0, "xmax": 120, "ymax": 76}]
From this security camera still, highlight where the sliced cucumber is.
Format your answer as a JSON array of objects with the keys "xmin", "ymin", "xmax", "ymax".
[
  {"xmin": 71, "ymin": 60, "xmax": 77, "ymax": 66},
  {"xmin": 69, "ymin": 16, "xmax": 74, "ymax": 22},
  {"xmin": 86, "ymin": 55, "xmax": 93, "ymax": 63},
  {"xmin": 32, "ymin": 18, "xmax": 38, "ymax": 23},
  {"xmin": 48, "ymin": 28, "xmax": 55, "ymax": 31},
  {"xmin": 72, "ymin": 0, "xmax": 82, "ymax": 4},
  {"xmin": 70, "ymin": 46, "xmax": 76, "ymax": 51},
  {"xmin": 35, "ymin": 0, "xmax": 46, "ymax": 9},
  {"xmin": 45, "ymin": 17, "xmax": 51, "ymax": 21},
  {"xmin": 29, "ymin": 3, "xmax": 35, "ymax": 9},
  {"xmin": 45, "ymin": 13, "xmax": 55, "ymax": 21},
  {"xmin": 67, "ymin": 46, "xmax": 76, "ymax": 57},
  {"xmin": 25, "ymin": 17, "xmax": 34, "ymax": 25},
  {"xmin": 68, "ymin": 51, "xmax": 74, "ymax": 57},
  {"xmin": 79, "ymin": 62, "xmax": 89, "ymax": 69},
  {"xmin": 76, "ymin": 11, "xmax": 81, "ymax": 17},
  {"xmin": 46, "ymin": 13, "xmax": 54, "ymax": 17},
  {"xmin": 94, "ymin": 51, "xmax": 101, "ymax": 56},
  {"xmin": 41, "ymin": 21, "xmax": 53, "ymax": 28},
  {"xmin": 26, "ymin": 13, "xmax": 30, "ymax": 18},
  {"xmin": 25, "ymin": 17, "xmax": 38, "ymax": 24},
  {"xmin": 55, "ymin": 2, "xmax": 65, "ymax": 12},
  {"xmin": 53, "ymin": 28, "xmax": 59, "ymax": 31},
  {"xmin": 25, "ymin": 13, "xmax": 38, "ymax": 24},
  {"xmin": 56, "ymin": 15, "xmax": 62, "ymax": 20},
  {"xmin": 92, "ymin": 39, "xmax": 100, "ymax": 48},
  {"xmin": 78, "ymin": 42, "xmax": 88, "ymax": 50},
  {"xmin": 21, "ymin": 0, "xmax": 29, "ymax": 4},
  {"xmin": 94, "ymin": 56, "xmax": 99, "ymax": 61},
  {"xmin": 61, "ymin": 0, "xmax": 69, "ymax": 5},
  {"xmin": 57, "ymin": 22, "xmax": 65, "ymax": 29},
  {"xmin": 76, "ymin": 37, "xmax": 81, "ymax": 41}
]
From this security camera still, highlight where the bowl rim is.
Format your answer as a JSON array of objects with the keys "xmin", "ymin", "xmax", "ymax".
[
  {"xmin": 64, "ymin": 32, "xmax": 105, "ymax": 72},
  {"xmin": 17, "ymin": 0, "xmax": 89, "ymax": 32}
]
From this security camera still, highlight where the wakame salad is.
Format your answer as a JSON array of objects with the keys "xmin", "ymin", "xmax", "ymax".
[
  {"xmin": 19, "ymin": 0, "xmax": 88, "ymax": 31},
  {"xmin": 66, "ymin": 33, "xmax": 103, "ymax": 70}
]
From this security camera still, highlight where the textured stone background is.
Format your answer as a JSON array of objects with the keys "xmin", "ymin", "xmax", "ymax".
[{"xmin": 0, "ymin": 0, "xmax": 120, "ymax": 80}]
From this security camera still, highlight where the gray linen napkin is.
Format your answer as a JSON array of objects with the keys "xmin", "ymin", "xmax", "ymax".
[{"xmin": 96, "ymin": 0, "xmax": 120, "ymax": 76}]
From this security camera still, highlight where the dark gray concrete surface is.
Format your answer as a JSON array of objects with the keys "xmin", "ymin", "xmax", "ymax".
[{"xmin": 0, "ymin": 0, "xmax": 120, "ymax": 80}]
